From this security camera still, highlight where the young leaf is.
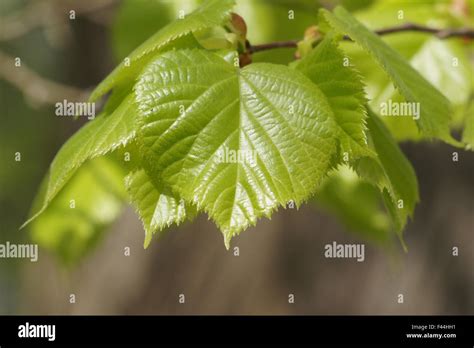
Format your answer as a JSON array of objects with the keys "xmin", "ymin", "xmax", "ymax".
[
  {"xmin": 23, "ymin": 94, "xmax": 138, "ymax": 227},
  {"xmin": 30, "ymin": 157, "xmax": 127, "ymax": 265},
  {"xmin": 410, "ymin": 38, "xmax": 472, "ymax": 108},
  {"xmin": 320, "ymin": 6, "xmax": 460, "ymax": 146},
  {"xmin": 355, "ymin": 108, "xmax": 419, "ymax": 240},
  {"xmin": 135, "ymin": 49, "xmax": 346, "ymax": 246},
  {"xmin": 90, "ymin": 0, "xmax": 235, "ymax": 102},
  {"xmin": 294, "ymin": 35, "xmax": 372, "ymax": 159},
  {"xmin": 362, "ymin": 38, "xmax": 473, "ymax": 142},
  {"xmin": 125, "ymin": 169, "xmax": 196, "ymax": 248}
]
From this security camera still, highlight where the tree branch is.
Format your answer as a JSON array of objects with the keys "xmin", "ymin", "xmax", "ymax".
[
  {"xmin": 0, "ymin": 51, "xmax": 90, "ymax": 107},
  {"xmin": 373, "ymin": 22, "xmax": 474, "ymax": 39},
  {"xmin": 1, "ymin": 5, "xmax": 472, "ymax": 107},
  {"xmin": 248, "ymin": 23, "xmax": 474, "ymax": 53},
  {"xmin": 249, "ymin": 40, "xmax": 301, "ymax": 54}
]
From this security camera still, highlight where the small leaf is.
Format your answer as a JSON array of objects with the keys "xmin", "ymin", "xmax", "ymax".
[
  {"xmin": 295, "ymin": 35, "xmax": 372, "ymax": 159},
  {"xmin": 355, "ymin": 108, "xmax": 419, "ymax": 240},
  {"xmin": 125, "ymin": 169, "xmax": 196, "ymax": 248},
  {"xmin": 135, "ymin": 49, "xmax": 348, "ymax": 246},
  {"xmin": 320, "ymin": 6, "xmax": 460, "ymax": 146},
  {"xmin": 90, "ymin": 0, "xmax": 235, "ymax": 102},
  {"xmin": 30, "ymin": 157, "xmax": 127, "ymax": 265},
  {"xmin": 23, "ymin": 94, "xmax": 138, "ymax": 227}
]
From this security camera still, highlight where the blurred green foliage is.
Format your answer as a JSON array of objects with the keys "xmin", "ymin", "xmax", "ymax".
[
  {"xmin": 30, "ymin": 156, "xmax": 127, "ymax": 265},
  {"xmin": 315, "ymin": 165, "xmax": 392, "ymax": 244},
  {"xmin": 338, "ymin": 0, "xmax": 474, "ymax": 140}
]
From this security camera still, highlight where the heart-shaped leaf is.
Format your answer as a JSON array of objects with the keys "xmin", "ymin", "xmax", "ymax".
[{"xmin": 135, "ymin": 49, "xmax": 354, "ymax": 245}]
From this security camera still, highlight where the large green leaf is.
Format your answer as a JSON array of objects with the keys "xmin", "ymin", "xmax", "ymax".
[
  {"xmin": 23, "ymin": 94, "xmax": 138, "ymax": 227},
  {"xmin": 320, "ymin": 6, "xmax": 459, "ymax": 145},
  {"xmin": 90, "ymin": 0, "xmax": 235, "ymax": 102},
  {"xmin": 125, "ymin": 169, "xmax": 196, "ymax": 248},
  {"xmin": 30, "ymin": 157, "xmax": 127, "ymax": 265},
  {"xmin": 355, "ymin": 108, "xmax": 419, "ymax": 242},
  {"xmin": 135, "ymin": 49, "xmax": 351, "ymax": 246},
  {"xmin": 294, "ymin": 35, "xmax": 372, "ymax": 159}
]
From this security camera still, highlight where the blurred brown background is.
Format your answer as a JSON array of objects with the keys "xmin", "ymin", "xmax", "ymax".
[{"xmin": 18, "ymin": 142, "xmax": 474, "ymax": 315}]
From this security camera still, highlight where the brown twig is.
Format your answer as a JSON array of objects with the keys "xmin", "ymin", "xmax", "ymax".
[
  {"xmin": 248, "ymin": 23, "xmax": 474, "ymax": 53},
  {"xmin": 374, "ymin": 22, "xmax": 474, "ymax": 39},
  {"xmin": 249, "ymin": 40, "xmax": 301, "ymax": 53}
]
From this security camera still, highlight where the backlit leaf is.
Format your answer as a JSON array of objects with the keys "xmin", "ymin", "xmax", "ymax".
[
  {"xmin": 295, "ymin": 35, "xmax": 372, "ymax": 159},
  {"xmin": 135, "ymin": 49, "xmax": 350, "ymax": 246},
  {"xmin": 320, "ymin": 6, "xmax": 460, "ymax": 146}
]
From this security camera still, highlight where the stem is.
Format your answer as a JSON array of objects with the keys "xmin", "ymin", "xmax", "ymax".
[
  {"xmin": 374, "ymin": 22, "xmax": 474, "ymax": 39},
  {"xmin": 248, "ymin": 23, "xmax": 474, "ymax": 53},
  {"xmin": 249, "ymin": 40, "xmax": 299, "ymax": 53}
]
